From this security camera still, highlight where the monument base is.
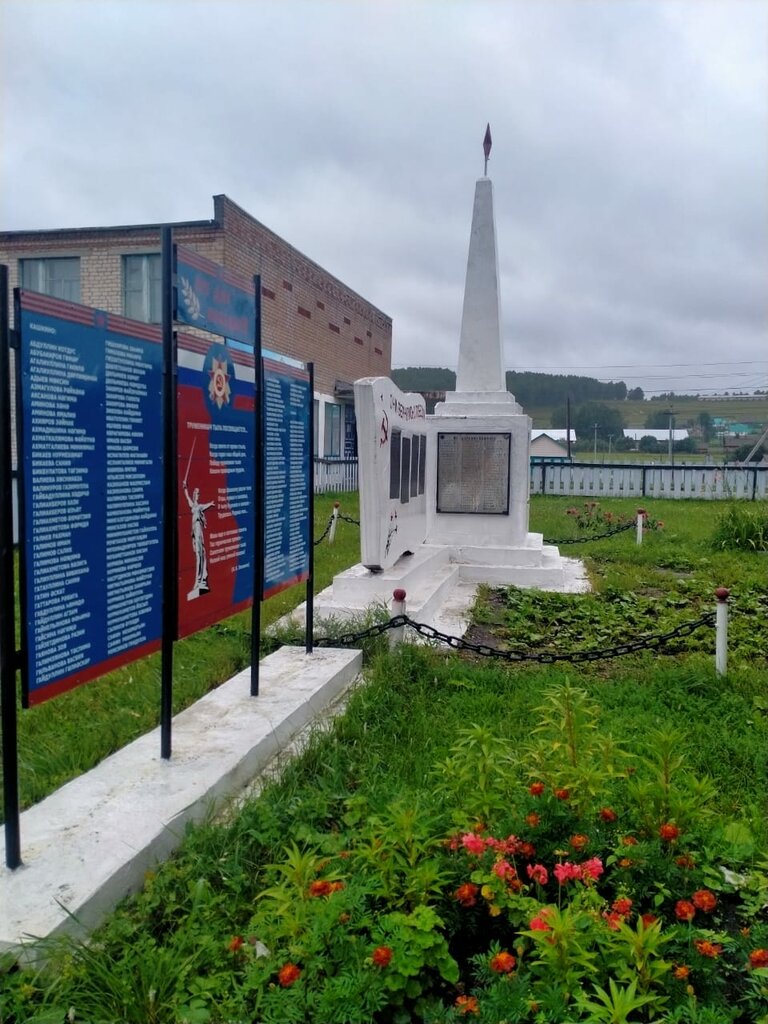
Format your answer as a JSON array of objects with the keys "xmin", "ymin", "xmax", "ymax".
[{"xmin": 305, "ymin": 539, "xmax": 587, "ymax": 630}]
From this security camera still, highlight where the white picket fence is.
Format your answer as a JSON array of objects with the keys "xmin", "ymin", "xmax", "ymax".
[
  {"xmin": 314, "ymin": 458, "xmax": 359, "ymax": 494},
  {"xmin": 530, "ymin": 462, "xmax": 768, "ymax": 501}
]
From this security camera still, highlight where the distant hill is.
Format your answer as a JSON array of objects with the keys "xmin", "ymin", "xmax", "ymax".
[{"xmin": 391, "ymin": 367, "xmax": 628, "ymax": 405}]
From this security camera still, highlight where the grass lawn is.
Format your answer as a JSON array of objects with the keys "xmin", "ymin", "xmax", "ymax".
[{"xmin": 2, "ymin": 494, "xmax": 768, "ymax": 1022}]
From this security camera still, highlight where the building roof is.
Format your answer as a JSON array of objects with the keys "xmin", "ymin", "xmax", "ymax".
[
  {"xmin": 623, "ymin": 428, "xmax": 689, "ymax": 441},
  {"xmin": 531, "ymin": 429, "xmax": 576, "ymax": 441}
]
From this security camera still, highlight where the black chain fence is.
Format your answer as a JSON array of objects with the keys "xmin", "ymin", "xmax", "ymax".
[
  {"xmin": 315, "ymin": 511, "xmax": 635, "ymax": 547},
  {"xmin": 542, "ymin": 520, "xmax": 636, "ymax": 545},
  {"xmin": 312, "ymin": 610, "xmax": 716, "ymax": 665}
]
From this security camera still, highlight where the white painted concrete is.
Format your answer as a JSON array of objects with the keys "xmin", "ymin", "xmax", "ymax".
[
  {"xmin": 455, "ymin": 178, "xmax": 506, "ymax": 394},
  {"xmin": 353, "ymin": 377, "xmax": 427, "ymax": 570},
  {"xmin": 0, "ymin": 645, "xmax": 361, "ymax": 955}
]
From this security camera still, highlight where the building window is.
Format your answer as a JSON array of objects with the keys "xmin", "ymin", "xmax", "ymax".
[
  {"xmin": 20, "ymin": 257, "xmax": 81, "ymax": 302},
  {"xmin": 123, "ymin": 253, "xmax": 161, "ymax": 323},
  {"xmin": 323, "ymin": 402, "xmax": 342, "ymax": 458}
]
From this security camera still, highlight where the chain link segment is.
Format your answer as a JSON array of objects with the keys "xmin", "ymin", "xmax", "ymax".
[
  {"xmin": 310, "ymin": 610, "xmax": 716, "ymax": 664},
  {"xmin": 313, "ymin": 514, "xmax": 335, "ymax": 546},
  {"xmin": 543, "ymin": 520, "xmax": 636, "ymax": 545}
]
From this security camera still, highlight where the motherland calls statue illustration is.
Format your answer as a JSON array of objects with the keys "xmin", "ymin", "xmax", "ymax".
[{"xmin": 183, "ymin": 443, "xmax": 215, "ymax": 599}]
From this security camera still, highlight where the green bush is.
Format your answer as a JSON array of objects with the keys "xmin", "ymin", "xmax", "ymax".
[{"xmin": 712, "ymin": 502, "xmax": 768, "ymax": 551}]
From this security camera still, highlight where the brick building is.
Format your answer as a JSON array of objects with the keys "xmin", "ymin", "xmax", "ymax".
[{"xmin": 0, "ymin": 194, "xmax": 392, "ymax": 459}]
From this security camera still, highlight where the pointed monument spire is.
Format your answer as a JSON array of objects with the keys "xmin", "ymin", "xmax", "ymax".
[
  {"xmin": 483, "ymin": 123, "xmax": 492, "ymax": 176},
  {"xmin": 454, "ymin": 128, "xmax": 506, "ymax": 394}
]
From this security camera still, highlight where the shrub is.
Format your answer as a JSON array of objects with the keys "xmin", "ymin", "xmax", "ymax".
[{"xmin": 712, "ymin": 503, "xmax": 768, "ymax": 551}]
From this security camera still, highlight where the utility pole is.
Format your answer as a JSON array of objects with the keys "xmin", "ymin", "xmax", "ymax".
[
  {"xmin": 668, "ymin": 409, "xmax": 677, "ymax": 468},
  {"xmin": 608, "ymin": 434, "xmax": 613, "ymax": 457},
  {"xmin": 593, "ymin": 423, "xmax": 598, "ymax": 461}
]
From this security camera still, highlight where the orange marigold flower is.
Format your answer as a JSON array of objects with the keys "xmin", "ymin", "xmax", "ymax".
[
  {"xmin": 525, "ymin": 812, "xmax": 540, "ymax": 827},
  {"xmin": 371, "ymin": 945, "xmax": 393, "ymax": 968},
  {"xmin": 454, "ymin": 882, "xmax": 479, "ymax": 907},
  {"xmin": 621, "ymin": 835, "xmax": 638, "ymax": 846},
  {"xmin": 659, "ymin": 823, "xmax": 681, "ymax": 842},
  {"xmin": 519, "ymin": 841, "xmax": 536, "ymax": 859},
  {"xmin": 308, "ymin": 880, "xmax": 333, "ymax": 897},
  {"xmin": 529, "ymin": 782, "xmax": 545, "ymax": 796},
  {"xmin": 489, "ymin": 951, "xmax": 516, "ymax": 974},
  {"xmin": 692, "ymin": 889, "xmax": 716, "ymax": 912},
  {"xmin": 278, "ymin": 962, "xmax": 301, "ymax": 987},
  {"xmin": 675, "ymin": 854, "xmax": 695, "ymax": 869},
  {"xmin": 569, "ymin": 833, "xmax": 589, "ymax": 851},
  {"xmin": 619, "ymin": 858, "xmax": 634, "ymax": 869},
  {"xmin": 694, "ymin": 939, "xmax": 722, "ymax": 959},
  {"xmin": 641, "ymin": 913, "xmax": 658, "ymax": 927},
  {"xmin": 456, "ymin": 995, "xmax": 480, "ymax": 1015},
  {"xmin": 228, "ymin": 935, "xmax": 244, "ymax": 953},
  {"xmin": 674, "ymin": 965, "xmax": 691, "ymax": 980},
  {"xmin": 555, "ymin": 787, "xmax": 570, "ymax": 801},
  {"xmin": 328, "ymin": 880, "xmax": 345, "ymax": 892},
  {"xmin": 599, "ymin": 807, "xmax": 618, "ymax": 822},
  {"xmin": 748, "ymin": 948, "xmax": 768, "ymax": 969},
  {"xmin": 338, "ymin": 912, "xmax": 351, "ymax": 924},
  {"xmin": 675, "ymin": 900, "xmax": 696, "ymax": 922}
]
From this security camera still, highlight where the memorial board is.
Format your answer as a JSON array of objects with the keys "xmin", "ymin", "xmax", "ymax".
[
  {"xmin": 18, "ymin": 291, "xmax": 163, "ymax": 704},
  {"xmin": 354, "ymin": 377, "xmax": 427, "ymax": 570},
  {"xmin": 175, "ymin": 245, "xmax": 256, "ymax": 348},
  {"xmin": 262, "ymin": 354, "xmax": 311, "ymax": 598},
  {"xmin": 436, "ymin": 432, "xmax": 511, "ymax": 514},
  {"xmin": 177, "ymin": 333, "xmax": 256, "ymax": 638}
]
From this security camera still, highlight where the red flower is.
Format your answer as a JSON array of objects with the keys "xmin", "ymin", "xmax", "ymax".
[
  {"xmin": 675, "ymin": 854, "xmax": 695, "ymax": 869},
  {"xmin": 621, "ymin": 835, "xmax": 638, "ymax": 846},
  {"xmin": 748, "ymin": 948, "xmax": 768, "ymax": 969},
  {"xmin": 599, "ymin": 807, "xmax": 618, "ymax": 822},
  {"xmin": 518, "ymin": 841, "xmax": 536, "ymax": 859},
  {"xmin": 455, "ymin": 995, "xmax": 480, "ymax": 1015},
  {"xmin": 278, "ymin": 962, "xmax": 301, "ymax": 987},
  {"xmin": 308, "ymin": 880, "xmax": 333, "ymax": 897},
  {"xmin": 675, "ymin": 900, "xmax": 696, "ymax": 922},
  {"xmin": 674, "ymin": 964, "xmax": 691, "ymax": 980},
  {"xmin": 555, "ymin": 787, "xmax": 570, "ymax": 801},
  {"xmin": 641, "ymin": 913, "xmax": 658, "ymax": 928},
  {"xmin": 371, "ymin": 945, "xmax": 393, "ymax": 968},
  {"xmin": 659, "ymin": 823, "xmax": 681, "ymax": 842},
  {"xmin": 694, "ymin": 939, "xmax": 722, "ymax": 959},
  {"xmin": 529, "ymin": 909, "xmax": 552, "ymax": 932},
  {"xmin": 489, "ymin": 951, "xmax": 516, "ymax": 974},
  {"xmin": 603, "ymin": 910, "xmax": 623, "ymax": 931},
  {"xmin": 454, "ymin": 882, "xmax": 479, "ymax": 907},
  {"xmin": 612, "ymin": 897, "xmax": 633, "ymax": 918},
  {"xmin": 525, "ymin": 812, "xmax": 540, "ymax": 827},
  {"xmin": 692, "ymin": 889, "xmax": 716, "ymax": 912},
  {"xmin": 569, "ymin": 833, "xmax": 589, "ymax": 851},
  {"xmin": 228, "ymin": 935, "xmax": 244, "ymax": 953},
  {"xmin": 529, "ymin": 782, "xmax": 545, "ymax": 796}
]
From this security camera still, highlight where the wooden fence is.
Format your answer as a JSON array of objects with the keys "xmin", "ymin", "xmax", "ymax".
[
  {"xmin": 314, "ymin": 458, "xmax": 359, "ymax": 494},
  {"xmin": 529, "ymin": 461, "xmax": 768, "ymax": 501}
]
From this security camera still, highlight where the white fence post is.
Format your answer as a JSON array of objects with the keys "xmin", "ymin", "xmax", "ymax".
[
  {"xmin": 715, "ymin": 587, "xmax": 729, "ymax": 677},
  {"xmin": 389, "ymin": 588, "xmax": 407, "ymax": 649},
  {"xmin": 328, "ymin": 502, "xmax": 340, "ymax": 544},
  {"xmin": 636, "ymin": 508, "xmax": 645, "ymax": 545}
]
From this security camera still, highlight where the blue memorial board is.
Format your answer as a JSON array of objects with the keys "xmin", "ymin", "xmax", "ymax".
[
  {"xmin": 262, "ymin": 354, "xmax": 311, "ymax": 598},
  {"xmin": 18, "ymin": 292, "xmax": 164, "ymax": 704},
  {"xmin": 175, "ymin": 245, "xmax": 256, "ymax": 348}
]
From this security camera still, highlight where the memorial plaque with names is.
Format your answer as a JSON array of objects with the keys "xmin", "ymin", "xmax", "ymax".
[{"xmin": 436, "ymin": 432, "xmax": 511, "ymax": 514}]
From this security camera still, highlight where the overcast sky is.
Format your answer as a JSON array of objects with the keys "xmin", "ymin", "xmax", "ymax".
[{"xmin": 1, "ymin": 0, "xmax": 766, "ymax": 395}]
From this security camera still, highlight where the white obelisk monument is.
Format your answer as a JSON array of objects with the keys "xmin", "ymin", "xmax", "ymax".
[{"xmin": 426, "ymin": 124, "xmax": 534, "ymax": 553}]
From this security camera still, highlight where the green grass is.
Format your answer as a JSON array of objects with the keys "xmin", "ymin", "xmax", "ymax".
[
  {"xmin": 0, "ymin": 493, "xmax": 361, "ymax": 820},
  {"xmin": 4, "ymin": 495, "xmax": 768, "ymax": 1022}
]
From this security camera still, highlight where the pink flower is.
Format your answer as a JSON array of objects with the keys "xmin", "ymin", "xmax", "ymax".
[
  {"xmin": 554, "ymin": 861, "xmax": 581, "ymax": 885},
  {"xmin": 461, "ymin": 833, "xmax": 487, "ymax": 856},
  {"xmin": 492, "ymin": 859, "xmax": 516, "ymax": 881},
  {"xmin": 527, "ymin": 863, "xmax": 549, "ymax": 886},
  {"xmin": 580, "ymin": 857, "xmax": 604, "ymax": 881}
]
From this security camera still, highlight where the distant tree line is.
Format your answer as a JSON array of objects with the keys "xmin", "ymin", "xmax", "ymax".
[{"xmin": 391, "ymin": 368, "xmax": 634, "ymax": 405}]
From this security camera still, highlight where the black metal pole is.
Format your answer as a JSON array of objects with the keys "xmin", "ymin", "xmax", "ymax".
[
  {"xmin": 305, "ymin": 362, "xmax": 315, "ymax": 655},
  {"xmin": 160, "ymin": 228, "xmax": 176, "ymax": 759},
  {"xmin": 251, "ymin": 277, "xmax": 263, "ymax": 697},
  {"xmin": 0, "ymin": 267, "xmax": 20, "ymax": 868}
]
